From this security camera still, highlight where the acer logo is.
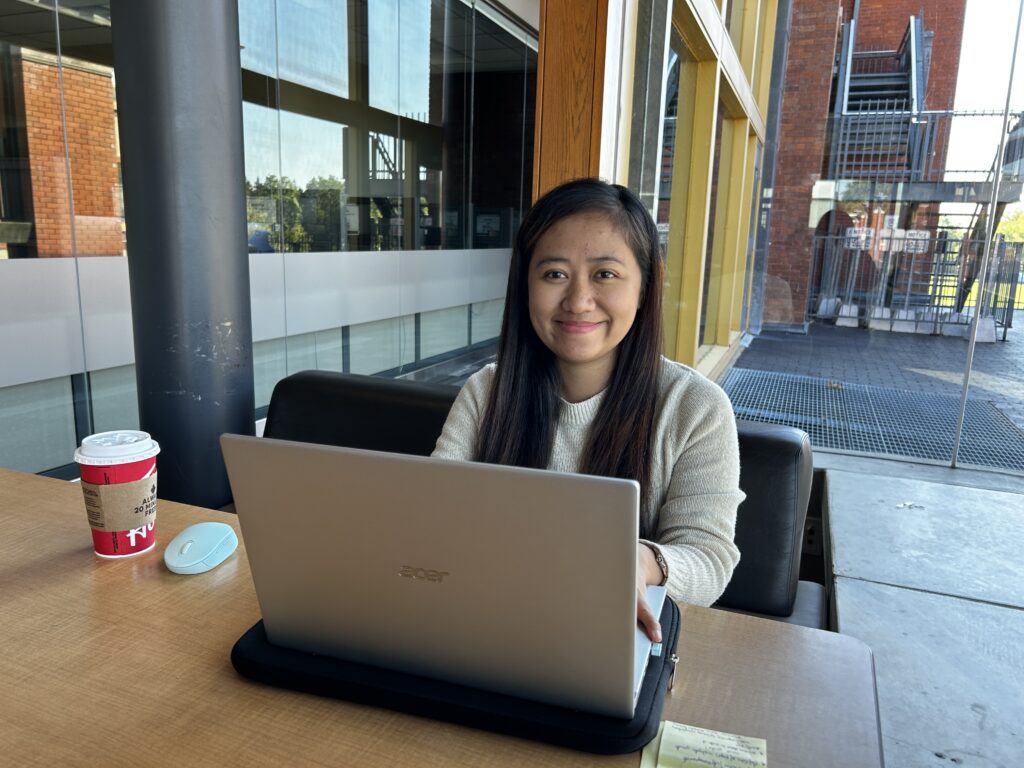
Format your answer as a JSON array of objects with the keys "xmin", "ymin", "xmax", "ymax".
[{"xmin": 399, "ymin": 566, "xmax": 450, "ymax": 582}]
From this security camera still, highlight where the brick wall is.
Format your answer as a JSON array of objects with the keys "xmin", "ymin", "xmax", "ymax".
[
  {"xmin": 853, "ymin": 0, "xmax": 964, "ymax": 112},
  {"xmin": 763, "ymin": 0, "xmax": 843, "ymax": 326},
  {"xmin": 21, "ymin": 57, "xmax": 123, "ymax": 257},
  {"xmin": 763, "ymin": 0, "xmax": 966, "ymax": 327}
]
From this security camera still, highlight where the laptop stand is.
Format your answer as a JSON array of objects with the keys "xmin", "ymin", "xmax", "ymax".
[{"xmin": 231, "ymin": 598, "xmax": 680, "ymax": 755}]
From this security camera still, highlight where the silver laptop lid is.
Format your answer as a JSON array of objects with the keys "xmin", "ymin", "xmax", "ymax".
[{"xmin": 221, "ymin": 434, "xmax": 641, "ymax": 718}]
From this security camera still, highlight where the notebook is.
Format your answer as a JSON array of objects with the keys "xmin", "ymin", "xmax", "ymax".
[{"xmin": 221, "ymin": 433, "xmax": 667, "ymax": 719}]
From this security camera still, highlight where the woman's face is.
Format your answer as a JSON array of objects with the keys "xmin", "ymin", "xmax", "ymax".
[{"xmin": 527, "ymin": 212, "xmax": 643, "ymax": 387}]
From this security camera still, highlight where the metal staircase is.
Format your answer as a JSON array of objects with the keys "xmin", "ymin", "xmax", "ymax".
[
  {"xmin": 812, "ymin": 11, "xmax": 1022, "ymax": 337},
  {"xmin": 846, "ymin": 71, "xmax": 910, "ymax": 111},
  {"xmin": 829, "ymin": 16, "xmax": 929, "ymax": 182}
]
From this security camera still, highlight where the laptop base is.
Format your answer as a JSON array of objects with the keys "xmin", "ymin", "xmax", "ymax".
[{"xmin": 231, "ymin": 599, "xmax": 680, "ymax": 755}]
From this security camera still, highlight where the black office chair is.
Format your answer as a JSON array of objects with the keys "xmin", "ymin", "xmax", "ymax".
[{"xmin": 262, "ymin": 370, "xmax": 826, "ymax": 629}]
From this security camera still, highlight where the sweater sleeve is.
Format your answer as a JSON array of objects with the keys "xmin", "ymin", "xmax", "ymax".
[
  {"xmin": 643, "ymin": 379, "xmax": 744, "ymax": 606},
  {"xmin": 431, "ymin": 365, "xmax": 494, "ymax": 461}
]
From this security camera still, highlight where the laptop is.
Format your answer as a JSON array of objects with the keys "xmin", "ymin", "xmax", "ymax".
[{"xmin": 221, "ymin": 433, "xmax": 667, "ymax": 719}]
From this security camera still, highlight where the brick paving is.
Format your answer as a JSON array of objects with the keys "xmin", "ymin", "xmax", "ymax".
[{"xmin": 734, "ymin": 313, "xmax": 1024, "ymax": 436}]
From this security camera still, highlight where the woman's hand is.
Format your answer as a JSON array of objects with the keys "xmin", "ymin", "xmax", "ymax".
[{"xmin": 636, "ymin": 543, "xmax": 662, "ymax": 642}]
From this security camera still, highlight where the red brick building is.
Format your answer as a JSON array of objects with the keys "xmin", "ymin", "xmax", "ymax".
[
  {"xmin": 763, "ymin": 0, "xmax": 967, "ymax": 327},
  {"xmin": 3, "ymin": 50, "xmax": 123, "ymax": 258}
]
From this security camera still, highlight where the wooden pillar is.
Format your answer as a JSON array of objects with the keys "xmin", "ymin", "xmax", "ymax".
[{"xmin": 533, "ymin": 0, "xmax": 638, "ymax": 199}]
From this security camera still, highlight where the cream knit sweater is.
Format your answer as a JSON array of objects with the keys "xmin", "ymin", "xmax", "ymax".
[{"xmin": 431, "ymin": 358, "xmax": 744, "ymax": 606}]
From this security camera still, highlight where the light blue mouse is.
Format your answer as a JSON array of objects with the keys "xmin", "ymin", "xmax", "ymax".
[{"xmin": 164, "ymin": 522, "xmax": 238, "ymax": 575}]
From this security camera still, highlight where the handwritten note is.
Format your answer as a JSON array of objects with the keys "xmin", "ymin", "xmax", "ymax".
[
  {"xmin": 640, "ymin": 722, "xmax": 666, "ymax": 768},
  {"xmin": 641, "ymin": 721, "xmax": 766, "ymax": 768}
]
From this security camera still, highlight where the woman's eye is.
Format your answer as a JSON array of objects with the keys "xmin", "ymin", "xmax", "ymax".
[
  {"xmin": 544, "ymin": 270, "xmax": 567, "ymax": 279},
  {"xmin": 595, "ymin": 269, "xmax": 617, "ymax": 280}
]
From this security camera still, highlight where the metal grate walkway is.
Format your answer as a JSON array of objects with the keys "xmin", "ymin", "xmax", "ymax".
[{"xmin": 722, "ymin": 368, "xmax": 1024, "ymax": 472}]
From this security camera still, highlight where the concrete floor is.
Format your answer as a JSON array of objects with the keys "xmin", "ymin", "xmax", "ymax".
[{"xmin": 825, "ymin": 456, "xmax": 1024, "ymax": 768}]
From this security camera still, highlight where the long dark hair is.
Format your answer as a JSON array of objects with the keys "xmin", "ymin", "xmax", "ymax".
[{"xmin": 476, "ymin": 178, "xmax": 665, "ymax": 521}]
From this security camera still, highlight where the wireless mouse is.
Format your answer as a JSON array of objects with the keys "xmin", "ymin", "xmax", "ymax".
[{"xmin": 164, "ymin": 522, "xmax": 238, "ymax": 575}]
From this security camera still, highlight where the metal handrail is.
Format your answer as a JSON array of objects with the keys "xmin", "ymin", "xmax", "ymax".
[
  {"xmin": 841, "ymin": 19, "xmax": 857, "ymax": 115},
  {"xmin": 908, "ymin": 16, "xmax": 919, "ymax": 114},
  {"xmin": 829, "ymin": 107, "xmax": 1024, "ymax": 183}
]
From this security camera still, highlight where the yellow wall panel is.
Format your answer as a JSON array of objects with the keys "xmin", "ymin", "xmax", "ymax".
[
  {"xmin": 665, "ymin": 59, "xmax": 719, "ymax": 365},
  {"xmin": 713, "ymin": 117, "xmax": 751, "ymax": 346}
]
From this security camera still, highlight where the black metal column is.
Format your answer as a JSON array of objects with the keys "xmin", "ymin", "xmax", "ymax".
[{"xmin": 110, "ymin": 0, "xmax": 254, "ymax": 508}]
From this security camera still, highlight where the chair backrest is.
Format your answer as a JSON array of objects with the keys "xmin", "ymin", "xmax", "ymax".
[
  {"xmin": 713, "ymin": 420, "xmax": 813, "ymax": 617},
  {"xmin": 263, "ymin": 370, "xmax": 458, "ymax": 457},
  {"xmin": 263, "ymin": 370, "xmax": 812, "ymax": 617}
]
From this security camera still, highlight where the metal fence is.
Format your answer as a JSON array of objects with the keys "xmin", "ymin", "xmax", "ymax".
[{"xmin": 808, "ymin": 232, "xmax": 1021, "ymax": 340}]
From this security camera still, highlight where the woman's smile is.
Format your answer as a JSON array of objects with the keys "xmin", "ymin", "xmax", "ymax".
[{"xmin": 556, "ymin": 320, "xmax": 606, "ymax": 333}]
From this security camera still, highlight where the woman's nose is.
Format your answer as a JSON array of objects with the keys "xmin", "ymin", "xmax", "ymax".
[{"xmin": 561, "ymin": 279, "xmax": 595, "ymax": 312}]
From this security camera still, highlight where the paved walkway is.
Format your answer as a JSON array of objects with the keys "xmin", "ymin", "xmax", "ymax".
[
  {"xmin": 827, "ymin": 466, "xmax": 1024, "ymax": 767},
  {"xmin": 736, "ymin": 314, "xmax": 1024, "ymax": 433}
]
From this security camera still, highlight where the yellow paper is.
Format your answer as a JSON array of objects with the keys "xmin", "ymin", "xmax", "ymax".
[
  {"xmin": 640, "ymin": 721, "xmax": 666, "ymax": 768},
  {"xmin": 656, "ymin": 720, "xmax": 766, "ymax": 768}
]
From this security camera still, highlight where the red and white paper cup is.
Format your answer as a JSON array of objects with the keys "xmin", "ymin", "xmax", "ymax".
[{"xmin": 74, "ymin": 431, "xmax": 161, "ymax": 558}]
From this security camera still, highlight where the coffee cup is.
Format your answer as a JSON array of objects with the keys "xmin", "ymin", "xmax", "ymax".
[{"xmin": 74, "ymin": 431, "xmax": 161, "ymax": 558}]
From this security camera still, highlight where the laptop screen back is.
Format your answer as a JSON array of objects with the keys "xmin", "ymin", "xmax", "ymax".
[{"xmin": 221, "ymin": 434, "xmax": 642, "ymax": 717}]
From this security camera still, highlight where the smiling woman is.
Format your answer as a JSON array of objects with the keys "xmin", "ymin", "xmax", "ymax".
[
  {"xmin": 432, "ymin": 178, "xmax": 745, "ymax": 642},
  {"xmin": 528, "ymin": 212, "xmax": 644, "ymax": 403}
]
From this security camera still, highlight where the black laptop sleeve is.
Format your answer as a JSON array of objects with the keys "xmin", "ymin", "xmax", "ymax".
[{"xmin": 231, "ymin": 597, "xmax": 680, "ymax": 755}]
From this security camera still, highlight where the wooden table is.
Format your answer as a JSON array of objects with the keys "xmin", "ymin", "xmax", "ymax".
[{"xmin": 0, "ymin": 468, "xmax": 883, "ymax": 767}]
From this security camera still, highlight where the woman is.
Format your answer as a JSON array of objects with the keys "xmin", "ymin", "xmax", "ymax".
[{"xmin": 432, "ymin": 178, "xmax": 743, "ymax": 641}]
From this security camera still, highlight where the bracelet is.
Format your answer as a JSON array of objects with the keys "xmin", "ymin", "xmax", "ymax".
[{"xmin": 645, "ymin": 543, "xmax": 669, "ymax": 586}]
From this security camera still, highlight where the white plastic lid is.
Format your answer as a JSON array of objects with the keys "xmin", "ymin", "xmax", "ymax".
[{"xmin": 74, "ymin": 430, "xmax": 161, "ymax": 465}]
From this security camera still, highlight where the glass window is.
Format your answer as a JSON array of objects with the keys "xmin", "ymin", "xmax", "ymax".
[
  {"xmin": 0, "ymin": 4, "xmax": 125, "ymax": 473},
  {"xmin": 0, "ymin": 0, "xmax": 537, "ymax": 474},
  {"xmin": 254, "ymin": 338, "xmax": 288, "ymax": 411},
  {"xmin": 0, "ymin": 377, "xmax": 77, "ymax": 473},
  {"xmin": 733, "ymin": 0, "xmax": 1024, "ymax": 474},
  {"xmin": 240, "ymin": 0, "xmax": 534, "ymax": 398},
  {"xmin": 700, "ymin": 103, "xmax": 727, "ymax": 347},
  {"xmin": 420, "ymin": 305, "xmax": 469, "ymax": 359},
  {"xmin": 90, "ymin": 365, "xmax": 140, "ymax": 434},
  {"xmin": 657, "ymin": 37, "xmax": 695, "ymax": 240},
  {"xmin": 348, "ymin": 316, "xmax": 416, "ymax": 375},
  {"xmin": 470, "ymin": 298, "xmax": 504, "ymax": 344},
  {"xmin": 739, "ymin": 141, "xmax": 763, "ymax": 333},
  {"xmin": 242, "ymin": 0, "xmax": 534, "ymax": 255},
  {"xmin": 368, "ymin": 0, "xmax": 429, "ymax": 118},
  {"xmin": 726, "ymin": 0, "xmax": 745, "ymax": 52},
  {"xmin": 238, "ymin": 0, "xmax": 277, "ymax": 78},
  {"xmin": 279, "ymin": 0, "xmax": 348, "ymax": 97}
]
